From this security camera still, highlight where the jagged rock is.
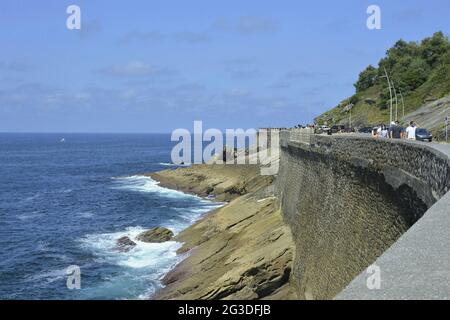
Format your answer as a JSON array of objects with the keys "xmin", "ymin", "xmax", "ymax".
[
  {"xmin": 137, "ymin": 227, "xmax": 174, "ymax": 243},
  {"xmin": 224, "ymin": 183, "xmax": 246, "ymax": 196},
  {"xmin": 116, "ymin": 236, "xmax": 136, "ymax": 252}
]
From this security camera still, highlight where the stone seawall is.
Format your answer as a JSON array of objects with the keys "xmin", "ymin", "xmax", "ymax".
[{"xmin": 275, "ymin": 133, "xmax": 450, "ymax": 299}]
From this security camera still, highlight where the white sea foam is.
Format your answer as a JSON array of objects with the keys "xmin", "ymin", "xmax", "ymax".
[
  {"xmin": 36, "ymin": 241, "xmax": 50, "ymax": 252},
  {"xmin": 110, "ymin": 175, "xmax": 224, "ymax": 232},
  {"xmin": 17, "ymin": 211, "xmax": 44, "ymax": 220},
  {"xmin": 158, "ymin": 162, "xmax": 191, "ymax": 167},
  {"xmin": 80, "ymin": 175, "xmax": 224, "ymax": 299},
  {"xmin": 171, "ymin": 205, "xmax": 223, "ymax": 229},
  {"xmin": 23, "ymin": 193, "xmax": 41, "ymax": 202},
  {"xmin": 80, "ymin": 226, "xmax": 182, "ymax": 267},
  {"xmin": 77, "ymin": 211, "xmax": 94, "ymax": 218},
  {"xmin": 79, "ymin": 226, "xmax": 185, "ymax": 299},
  {"xmin": 111, "ymin": 175, "xmax": 197, "ymax": 199},
  {"xmin": 27, "ymin": 268, "xmax": 68, "ymax": 284}
]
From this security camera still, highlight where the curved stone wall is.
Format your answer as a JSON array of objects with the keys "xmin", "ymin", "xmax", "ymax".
[{"xmin": 275, "ymin": 134, "xmax": 450, "ymax": 299}]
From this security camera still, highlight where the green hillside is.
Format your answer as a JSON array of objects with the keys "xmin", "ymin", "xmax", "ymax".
[{"xmin": 315, "ymin": 32, "xmax": 450, "ymax": 128}]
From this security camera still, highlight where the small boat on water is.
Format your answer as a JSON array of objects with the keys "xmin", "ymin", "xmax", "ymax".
[{"xmin": 60, "ymin": 138, "xmax": 66, "ymax": 143}]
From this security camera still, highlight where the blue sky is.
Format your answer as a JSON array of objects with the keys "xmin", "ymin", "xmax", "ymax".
[{"xmin": 0, "ymin": 0, "xmax": 449, "ymax": 132}]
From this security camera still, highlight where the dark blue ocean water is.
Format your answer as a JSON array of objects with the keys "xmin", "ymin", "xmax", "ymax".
[{"xmin": 0, "ymin": 133, "xmax": 221, "ymax": 300}]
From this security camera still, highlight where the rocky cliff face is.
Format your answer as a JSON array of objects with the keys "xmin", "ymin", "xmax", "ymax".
[{"xmin": 403, "ymin": 95, "xmax": 450, "ymax": 140}]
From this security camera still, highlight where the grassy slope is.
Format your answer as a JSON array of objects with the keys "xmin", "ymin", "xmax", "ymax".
[{"xmin": 315, "ymin": 56, "xmax": 450, "ymax": 130}]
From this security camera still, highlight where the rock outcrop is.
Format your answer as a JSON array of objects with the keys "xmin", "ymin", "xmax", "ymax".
[
  {"xmin": 150, "ymin": 164, "xmax": 295, "ymax": 300},
  {"xmin": 116, "ymin": 236, "xmax": 136, "ymax": 252},
  {"xmin": 149, "ymin": 164, "xmax": 273, "ymax": 202},
  {"xmin": 137, "ymin": 227, "xmax": 174, "ymax": 243},
  {"xmin": 402, "ymin": 95, "xmax": 450, "ymax": 140}
]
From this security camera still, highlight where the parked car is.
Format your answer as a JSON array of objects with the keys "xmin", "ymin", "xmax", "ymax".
[
  {"xmin": 331, "ymin": 125, "xmax": 345, "ymax": 133},
  {"xmin": 316, "ymin": 125, "xmax": 330, "ymax": 134},
  {"xmin": 358, "ymin": 127, "xmax": 373, "ymax": 134},
  {"xmin": 415, "ymin": 128, "xmax": 433, "ymax": 142}
]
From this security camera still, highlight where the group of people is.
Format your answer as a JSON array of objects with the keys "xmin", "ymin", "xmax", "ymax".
[
  {"xmin": 294, "ymin": 123, "xmax": 316, "ymax": 129},
  {"xmin": 372, "ymin": 121, "xmax": 419, "ymax": 140}
]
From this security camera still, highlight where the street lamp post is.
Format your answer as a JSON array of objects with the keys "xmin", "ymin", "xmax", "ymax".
[
  {"xmin": 392, "ymin": 81, "xmax": 399, "ymax": 121},
  {"xmin": 446, "ymin": 116, "xmax": 449, "ymax": 143},
  {"xmin": 349, "ymin": 108, "xmax": 352, "ymax": 130},
  {"xmin": 383, "ymin": 68, "xmax": 393, "ymax": 125},
  {"xmin": 399, "ymin": 88, "xmax": 405, "ymax": 119}
]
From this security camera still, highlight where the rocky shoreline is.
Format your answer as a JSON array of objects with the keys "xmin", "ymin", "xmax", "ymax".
[{"xmin": 147, "ymin": 164, "xmax": 296, "ymax": 300}]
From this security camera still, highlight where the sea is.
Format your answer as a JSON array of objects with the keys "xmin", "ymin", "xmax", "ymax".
[{"xmin": 0, "ymin": 133, "xmax": 223, "ymax": 299}]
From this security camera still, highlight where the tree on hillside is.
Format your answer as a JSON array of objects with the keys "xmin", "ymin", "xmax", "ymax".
[
  {"xmin": 354, "ymin": 65, "xmax": 378, "ymax": 92},
  {"xmin": 353, "ymin": 31, "xmax": 450, "ymax": 108},
  {"xmin": 399, "ymin": 57, "xmax": 430, "ymax": 91},
  {"xmin": 319, "ymin": 32, "xmax": 450, "ymax": 126},
  {"xmin": 420, "ymin": 31, "xmax": 450, "ymax": 67}
]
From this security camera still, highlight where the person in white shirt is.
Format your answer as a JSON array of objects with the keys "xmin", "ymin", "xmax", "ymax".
[
  {"xmin": 380, "ymin": 124, "xmax": 389, "ymax": 138},
  {"xmin": 405, "ymin": 121, "xmax": 417, "ymax": 140},
  {"xmin": 376, "ymin": 125, "xmax": 382, "ymax": 138}
]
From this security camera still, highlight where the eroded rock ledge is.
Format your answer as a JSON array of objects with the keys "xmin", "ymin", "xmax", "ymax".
[{"xmin": 149, "ymin": 164, "xmax": 296, "ymax": 300}]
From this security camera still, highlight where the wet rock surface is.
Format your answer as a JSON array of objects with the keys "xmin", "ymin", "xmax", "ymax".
[
  {"xmin": 137, "ymin": 227, "xmax": 174, "ymax": 243},
  {"xmin": 116, "ymin": 236, "xmax": 136, "ymax": 252}
]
